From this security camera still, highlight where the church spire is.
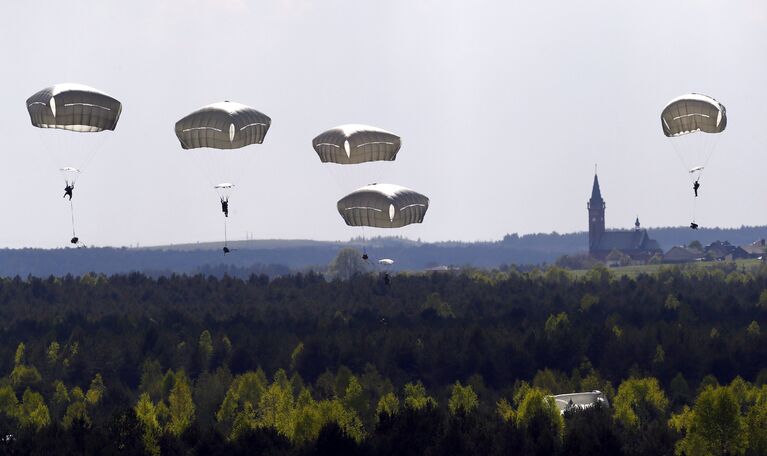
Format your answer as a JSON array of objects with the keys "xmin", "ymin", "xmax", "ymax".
[
  {"xmin": 588, "ymin": 166, "xmax": 606, "ymax": 251},
  {"xmin": 590, "ymin": 169, "xmax": 602, "ymax": 202}
]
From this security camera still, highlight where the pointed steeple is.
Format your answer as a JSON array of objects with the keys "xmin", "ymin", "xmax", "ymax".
[
  {"xmin": 590, "ymin": 173, "xmax": 602, "ymax": 202},
  {"xmin": 587, "ymin": 166, "xmax": 606, "ymax": 252}
]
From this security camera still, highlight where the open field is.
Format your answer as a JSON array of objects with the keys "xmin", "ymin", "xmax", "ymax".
[{"xmin": 568, "ymin": 258, "xmax": 763, "ymax": 278}]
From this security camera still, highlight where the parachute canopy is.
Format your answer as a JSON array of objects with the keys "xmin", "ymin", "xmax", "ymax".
[
  {"xmin": 175, "ymin": 101, "xmax": 271, "ymax": 150},
  {"xmin": 27, "ymin": 83, "xmax": 122, "ymax": 132},
  {"xmin": 378, "ymin": 259, "xmax": 395, "ymax": 266},
  {"xmin": 337, "ymin": 183, "xmax": 429, "ymax": 228},
  {"xmin": 661, "ymin": 93, "xmax": 727, "ymax": 137},
  {"xmin": 313, "ymin": 124, "xmax": 401, "ymax": 164}
]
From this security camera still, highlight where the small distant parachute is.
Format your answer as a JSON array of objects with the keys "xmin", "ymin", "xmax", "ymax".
[
  {"xmin": 661, "ymin": 93, "xmax": 726, "ymax": 138},
  {"xmin": 175, "ymin": 101, "xmax": 271, "ymax": 150},
  {"xmin": 378, "ymin": 259, "xmax": 395, "ymax": 266},
  {"xmin": 313, "ymin": 124, "xmax": 401, "ymax": 164},
  {"xmin": 27, "ymin": 83, "xmax": 122, "ymax": 132},
  {"xmin": 688, "ymin": 166, "xmax": 704, "ymax": 174},
  {"xmin": 337, "ymin": 183, "xmax": 429, "ymax": 228}
]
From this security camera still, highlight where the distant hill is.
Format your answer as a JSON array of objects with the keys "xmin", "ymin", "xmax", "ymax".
[
  {"xmin": 1, "ymin": 225, "xmax": 765, "ymax": 277},
  {"xmin": 641, "ymin": 225, "xmax": 767, "ymax": 250}
]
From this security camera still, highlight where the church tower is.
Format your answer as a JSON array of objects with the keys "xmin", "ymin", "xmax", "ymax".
[{"xmin": 587, "ymin": 172, "xmax": 605, "ymax": 251}]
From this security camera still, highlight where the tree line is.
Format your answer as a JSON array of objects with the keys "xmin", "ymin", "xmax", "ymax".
[{"xmin": 0, "ymin": 262, "xmax": 765, "ymax": 453}]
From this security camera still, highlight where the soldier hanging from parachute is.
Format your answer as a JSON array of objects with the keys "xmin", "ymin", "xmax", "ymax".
[
  {"xmin": 26, "ymin": 83, "xmax": 122, "ymax": 245},
  {"xmin": 175, "ymin": 101, "xmax": 271, "ymax": 254},
  {"xmin": 661, "ymin": 93, "xmax": 726, "ymax": 230}
]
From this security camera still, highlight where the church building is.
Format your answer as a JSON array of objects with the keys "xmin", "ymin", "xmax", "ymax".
[{"xmin": 588, "ymin": 172, "xmax": 662, "ymax": 261}]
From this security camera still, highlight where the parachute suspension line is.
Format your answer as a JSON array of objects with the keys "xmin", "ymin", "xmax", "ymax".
[
  {"xmin": 697, "ymin": 133, "xmax": 722, "ymax": 185},
  {"xmin": 670, "ymin": 139, "xmax": 694, "ymax": 181},
  {"xmin": 70, "ymin": 200, "xmax": 76, "ymax": 237},
  {"xmin": 692, "ymin": 194, "xmax": 697, "ymax": 223},
  {"xmin": 76, "ymin": 132, "xmax": 109, "ymax": 179},
  {"xmin": 361, "ymin": 225, "xmax": 369, "ymax": 261},
  {"xmin": 223, "ymin": 216, "xmax": 228, "ymax": 249}
]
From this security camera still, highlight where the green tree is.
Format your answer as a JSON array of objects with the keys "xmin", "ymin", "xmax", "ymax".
[
  {"xmin": 230, "ymin": 401, "xmax": 258, "ymax": 440},
  {"xmin": 328, "ymin": 248, "xmax": 370, "ymax": 280},
  {"xmin": 544, "ymin": 312, "xmax": 571, "ymax": 338},
  {"xmin": 613, "ymin": 377, "xmax": 668, "ymax": 429},
  {"xmin": 422, "ymin": 293, "xmax": 455, "ymax": 318},
  {"xmin": 167, "ymin": 371, "xmax": 195, "ymax": 436},
  {"xmin": 403, "ymin": 382, "xmax": 436, "ymax": 411},
  {"xmin": 448, "ymin": 382, "xmax": 479, "ymax": 415},
  {"xmin": 0, "ymin": 386, "xmax": 18, "ymax": 419},
  {"xmin": 139, "ymin": 359, "xmax": 164, "ymax": 402},
  {"xmin": 496, "ymin": 398, "xmax": 515, "ymax": 422},
  {"xmin": 86, "ymin": 373, "xmax": 106, "ymax": 406},
  {"xmin": 317, "ymin": 399, "xmax": 365, "ymax": 444},
  {"xmin": 135, "ymin": 393, "xmax": 160, "ymax": 456},
  {"xmin": 62, "ymin": 400, "xmax": 89, "ymax": 429},
  {"xmin": 343, "ymin": 375, "xmax": 367, "ymax": 418},
  {"xmin": 745, "ymin": 387, "xmax": 767, "ymax": 455},
  {"xmin": 62, "ymin": 386, "xmax": 89, "ymax": 429},
  {"xmin": 515, "ymin": 388, "xmax": 564, "ymax": 447},
  {"xmin": 532, "ymin": 368, "xmax": 570, "ymax": 394},
  {"xmin": 290, "ymin": 342, "xmax": 304, "ymax": 372},
  {"xmin": 672, "ymin": 386, "xmax": 747, "ymax": 456},
  {"xmin": 669, "ymin": 373, "xmax": 691, "ymax": 407},
  {"xmin": 688, "ymin": 240, "xmax": 703, "ymax": 250},
  {"xmin": 10, "ymin": 364, "xmax": 42, "ymax": 391},
  {"xmin": 10, "ymin": 342, "xmax": 42, "ymax": 391},
  {"xmin": 18, "ymin": 389, "xmax": 50, "ymax": 431},
  {"xmin": 198, "ymin": 330, "xmax": 214, "ymax": 370},
  {"xmin": 759, "ymin": 290, "xmax": 767, "ymax": 309},
  {"xmin": 216, "ymin": 370, "xmax": 268, "ymax": 437},
  {"xmin": 47, "ymin": 341, "xmax": 60, "ymax": 365},
  {"xmin": 14, "ymin": 343, "xmax": 25, "ymax": 366},
  {"xmin": 256, "ymin": 377, "xmax": 295, "ymax": 438},
  {"xmin": 161, "ymin": 369, "xmax": 176, "ymax": 401},
  {"xmin": 665, "ymin": 294, "xmax": 681, "ymax": 311},
  {"xmin": 51, "ymin": 381, "xmax": 70, "ymax": 421},
  {"xmin": 584, "ymin": 263, "xmax": 612, "ymax": 284},
  {"xmin": 293, "ymin": 389, "xmax": 323, "ymax": 444},
  {"xmin": 193, "ymin": 366, "xmax": 233, "ymax": 431},
  {"xmin": 580, "ymin": 293, "xmax": 599, "ymax": 312},
  {"xmin": 315, "ymin": 371, "xmax": 337, "ymax": 399},
  {"xmin": 376, "ymin": 392, "xmax": 400, "ymax": 419}
]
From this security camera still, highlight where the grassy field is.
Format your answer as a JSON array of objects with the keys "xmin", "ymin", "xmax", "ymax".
[{"xmin": 569, "ymin": 258, "xmax": 763, "ymax": 278}]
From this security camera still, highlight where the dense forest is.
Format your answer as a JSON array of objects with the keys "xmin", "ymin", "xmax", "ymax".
[{"xmin": 0, "ymin": 260, "xmax": 765, "ymax": 454}]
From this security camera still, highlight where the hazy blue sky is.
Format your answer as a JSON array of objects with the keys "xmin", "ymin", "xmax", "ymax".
[{"xmin": 1, "ymin": 0, "xmax": 765, "ymax": 248}]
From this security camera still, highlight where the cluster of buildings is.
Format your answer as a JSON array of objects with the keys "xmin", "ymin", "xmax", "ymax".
[{"xmin": 586, "ymin": 173, "xmax": 765, "ymax": 265}]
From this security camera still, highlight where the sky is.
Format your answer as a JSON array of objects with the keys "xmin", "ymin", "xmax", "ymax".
[{"xmin": 1, "ymin": 0, "xmax": 766, "ymax": 248}]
